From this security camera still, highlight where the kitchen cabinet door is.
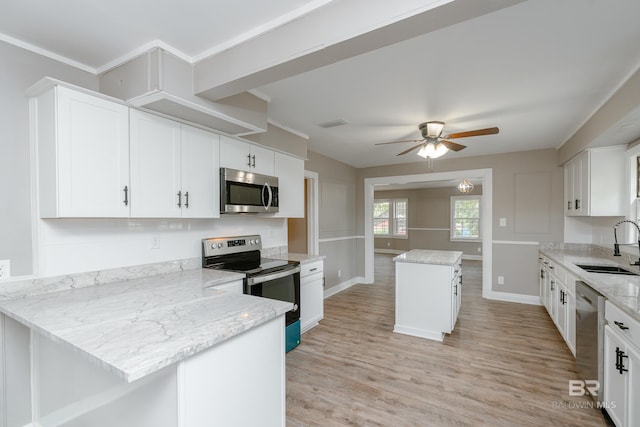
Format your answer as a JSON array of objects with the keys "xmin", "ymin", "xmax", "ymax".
[
  {"xmin": 300, "ymin": 260, "xmax": 324, "ymax": 333},
  {"xmin": 274, "ymin": 153, "xmax": 304, "ymax": 218},
  {"xmin": 36, "ymin": 85, "xmax": 130, "ymax": 217},
  {"xmin": 130, "ymin": 110, "xmax": 182, "ymax": 217},
  {"xmin": 219, "ymin": 135, "xmax": 274, "ymax": 176},
  {"xmin": 181, "ymin": 125, "xmax": 219, "ymax": 218},
  {"xmin": 604, "ymin": 326, "xmax": 627, "ymax": 426},
  {"xmin": 565, "ymin": 287, "xmax": 576, "ymax": 355}
]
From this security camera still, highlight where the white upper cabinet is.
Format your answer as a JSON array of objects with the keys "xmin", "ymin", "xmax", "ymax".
[
  {"xmin": 130, "ymin": 110, "xmax": 219, "ymax": 218},
  {"xmin": 219, "ymin": 135, "xmax": 274, "ymax": 176},
  {"xmin": 130, "ymin": 110, "xmax": 182, "ymax": 218},
  {"xmin": 564, "ymin": 146, "xmax": 626, "ymax": 217},
  {"xmin": 274, "ymin": 153, "xmax": 304, "ymax": 218},
  {"xmin": 181, "ymin": 125, "xmax": 220, "ymax": 218},
  {"xmin": 34, "ymin": 85, "xmax": 130, "ymax": 217}
]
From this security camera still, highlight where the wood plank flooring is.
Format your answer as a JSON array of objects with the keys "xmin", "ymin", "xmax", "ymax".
[{"xmin": 286, "ymin": 254, "xmax": 612, "ymax": 426}]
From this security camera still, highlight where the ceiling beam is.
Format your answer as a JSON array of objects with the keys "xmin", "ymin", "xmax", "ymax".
[{"xmin": 193, "ymin": 0, "xmax": 525, "ymax": 101}]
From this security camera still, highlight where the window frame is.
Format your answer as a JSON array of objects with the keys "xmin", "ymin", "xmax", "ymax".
[
  {"xmin": 450, "ymin": 195, "xmax": 482, "ymax": 242},
  {"xmin": 373, "ymin": 198, "xmax": 408, "ymax": 239}
]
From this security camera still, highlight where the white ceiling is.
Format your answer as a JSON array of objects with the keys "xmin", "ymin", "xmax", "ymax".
[{"xmin": 2, "ymin": 0, "xmax": 640, "ymax": 168}]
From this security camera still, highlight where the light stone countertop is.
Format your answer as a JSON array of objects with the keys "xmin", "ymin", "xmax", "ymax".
[
  {"xmin": 540, "ymin": 248, "xmax": 640, "ymax": 322},
  {"xmin": 0, "ymin": 268, "xmax": 292, "ymax": 383},
  {"xmin": 393, "ymin": 249, "xmax": 463, "ymax": 266},
  {"xmin": 270, "ymin": 253, "xmax": 325, "ymax": 264}
]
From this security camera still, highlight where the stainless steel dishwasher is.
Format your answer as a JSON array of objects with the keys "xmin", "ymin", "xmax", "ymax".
[{"xmin": 575, "ymin": 281, "xmax": 606, "ymax": 404}]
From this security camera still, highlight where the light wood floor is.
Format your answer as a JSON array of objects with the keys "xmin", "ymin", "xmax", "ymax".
[{"xmin": 286, "ymin": 254, "xmax": 612, "ymax": 426}]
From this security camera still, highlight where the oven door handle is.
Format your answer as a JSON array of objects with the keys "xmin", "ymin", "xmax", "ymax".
[{"xmin": 246, "ymin": 266, "xmax": 300, "ymax": 286}]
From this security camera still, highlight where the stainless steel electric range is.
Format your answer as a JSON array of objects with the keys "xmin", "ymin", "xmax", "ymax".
[{"xmin": 202, "ymin": 235, "xmax": 301, "ymax": 352}]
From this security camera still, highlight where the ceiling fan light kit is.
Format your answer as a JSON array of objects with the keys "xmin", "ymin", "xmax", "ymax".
[
  {"xmin": 375, "ymin": 121, "xmax": 499, "ymax": 160},
  {"xmin": 417, "ymin": 141, "xmax": 448, "ymax": 159}
]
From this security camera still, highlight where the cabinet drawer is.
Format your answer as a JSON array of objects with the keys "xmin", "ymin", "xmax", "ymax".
[
  {"xmin": 606, "ymin": 300, "xmax": 640, "ymax": 346},
  {"xmin": 301, "ymin": 260, "xmax": 323, "ymax": 277}
]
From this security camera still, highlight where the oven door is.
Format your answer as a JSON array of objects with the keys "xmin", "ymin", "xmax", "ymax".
[
  {"xmin": 245, "ymin": 267, "xmax": 300, "ymax": 326},
  {"xmin": 220, "ymin": 168, "xmax": 279, "ymax": 214}
]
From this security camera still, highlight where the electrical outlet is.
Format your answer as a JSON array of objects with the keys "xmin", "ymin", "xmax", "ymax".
[
  {"xmin": 0, "ymin": 259, "xmax": 11, "ymax": 279},
  {"xmin": 499, "ymin": 218, "xmax": 507, "ymax": 227},
  {"xmin": 337, "ymin": 269, "xmax": 342, "ymax": 279},
  {"xmin": 477, "ymin": 247, "xmax": 482, "ymax": 253},
  {"xmin": 497, "ymin": 276, "xmax": 504, "ymax": 285}
]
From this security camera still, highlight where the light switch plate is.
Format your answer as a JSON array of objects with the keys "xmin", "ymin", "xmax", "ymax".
[{"xmin": 0, "ymin": 259, "xmax": 10, "ymax": 279}]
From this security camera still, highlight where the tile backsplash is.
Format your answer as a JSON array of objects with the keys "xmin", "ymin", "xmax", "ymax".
[{"xmin": 35, "ymin": 216, "xmax": 288, "ymax": 276}]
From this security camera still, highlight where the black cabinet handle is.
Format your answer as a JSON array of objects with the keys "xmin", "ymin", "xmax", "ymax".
[
  {"xmin": 614, "ymin": 321, "xmax": 630, "ymax": 331},
  {"xmin": 616, "ymin": 347, "xmax": 629, "ymax": 374},
  {"xmin": 575, "ymin": 199, "xmax": 580, "ymax": 210},
  {"xmin": 309, "ymin": 268, "xmax": 318, "ymax": 272},
  {"xmin": 252, "ymin": 154, "xmax": 256, "ymax": 167},
  {"xmin": 247, "ymin": 153, "xmax": 252, "ymax": 167},
  {"xmin": 177, "ymin": 191, "xmax": 182, "ymax": 208},
  {"xmin": 123, "ymin": 186, "xmax": 129, "ymax": 206},
  {"xmin": 568, "ymin": 200, "xmax": 572, "ymax": 210},
  {"xmin": 185, "ymin": 191, "xmax": 189, "ymax": 208}
]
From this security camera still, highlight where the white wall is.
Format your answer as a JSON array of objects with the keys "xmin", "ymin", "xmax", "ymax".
[{"xmin": 0, "ymin": 40, "xmax": 97, "ymax": 276}]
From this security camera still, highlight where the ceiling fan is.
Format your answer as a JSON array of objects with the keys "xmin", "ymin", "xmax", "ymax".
[{"xmin": 375, "ymin": 121, "xmax": 499, "ymax": 158}]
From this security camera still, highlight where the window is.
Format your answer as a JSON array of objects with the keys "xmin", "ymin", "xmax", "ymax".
[
  {"xmin": 373, "ymin": 198, "xmax": 407, "ymax": 237},
  {"xmin": 451, "ymin": 195, "xmax": 481, "ymax": 241}
]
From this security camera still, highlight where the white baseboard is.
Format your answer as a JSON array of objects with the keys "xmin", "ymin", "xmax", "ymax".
[
  {"xmin": 324, "ymin": 276, "xmax": 364, "ymax": 298},
  {"xmin": 485, "ymin": 290, "xmax": 542, "ymax": 305},
  {"xmin": 393, "ymin": 325, "xmax": 444, "ymax": 342},
  {"xmin": 462, "ymin": 254, "xmax": 482, "ymax": 261}
]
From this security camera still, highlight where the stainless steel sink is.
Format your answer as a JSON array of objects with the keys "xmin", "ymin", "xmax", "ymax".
[{"xmin": 575, "ymin": 264, "xmax": 639, "ymax": 276}]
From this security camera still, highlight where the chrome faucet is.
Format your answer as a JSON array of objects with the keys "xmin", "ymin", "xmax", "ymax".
[{"xmin": 613, "ymin": 219, "xmax": 640, "ymax": 264}]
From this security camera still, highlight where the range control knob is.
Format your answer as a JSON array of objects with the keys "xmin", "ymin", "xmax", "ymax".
[
  {"xmin": 210, "ymin": 243, "xmax": 216, "ymax": 250},
  {"xmin": 255, "ymin": 238, "xmax": 260, "ymax": 244},
  {"xmin": 217, "ymin": 243, "xmax": 223, "ymax": 248},
  {"xmin": 250, "ymin": 239, "xmax": 255, "ymax": 245}
]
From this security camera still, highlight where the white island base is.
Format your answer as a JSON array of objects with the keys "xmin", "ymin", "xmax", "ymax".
[
  {"xmin": 28, "ymin": 316, "xmax": 285, "ymax": 427},
  {"xmin": 393, "ymin": 250, "xmax": 462, "ymax": 342}
]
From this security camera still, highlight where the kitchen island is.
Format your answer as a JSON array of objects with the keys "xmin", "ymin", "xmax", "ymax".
[
  {"xmin": 393, "ymin": 249, "xmax": 463, "ymax": 342},
  {"xmin": 0, "ymin": 262, "xmax": 292, "ymax": 427}
]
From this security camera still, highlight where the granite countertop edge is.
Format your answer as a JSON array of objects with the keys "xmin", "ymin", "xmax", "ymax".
[
  {"xmin": 392, "ymin": 249, "xmax": 463, "ymax": 266},
  {"xmin": 0, "ymin": 267, "xmax": 291, "ymax": 383}
]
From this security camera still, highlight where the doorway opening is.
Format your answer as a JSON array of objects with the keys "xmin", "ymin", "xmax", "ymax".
[
  {"xmin": 288, "ymin": 171, "xmax": 319, "ymax": 255},
  {"xmin": 364, "ymin": 168, "xmax": 493, "ymax": 299}
]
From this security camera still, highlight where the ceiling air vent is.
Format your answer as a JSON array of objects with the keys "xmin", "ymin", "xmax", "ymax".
[{"xmin": 317, "ymin": 119, "xmax": 348, "ymax": 129}]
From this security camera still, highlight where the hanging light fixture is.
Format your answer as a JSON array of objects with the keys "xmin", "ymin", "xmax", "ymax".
[
  {"xmin": 417, "ymin": 142, "xmax": 449, "ymax": 159},
  {"xmin": 457, "ymin": 179, "xmax": 474, "ymax": 193}
]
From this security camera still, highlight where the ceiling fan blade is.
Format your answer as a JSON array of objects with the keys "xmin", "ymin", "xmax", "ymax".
[
  {"xmin": 446, "ymin": 127, "xmax": 499, "ymax": 139},
  {"xmin": 439, "ymin": 140, "xmax": 466, "ymax": 152},
  {"xmin": 396, "ymin": 143, "xmax": 424, "ymax": 156},
  {"xmin": 375, "ymin": 139, "xmax": 422, "ymax": 146}
]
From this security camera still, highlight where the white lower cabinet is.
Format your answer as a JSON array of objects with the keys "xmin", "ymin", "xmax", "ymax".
[
  {"xmin": 604, "ymin": 301, "xmax": 640, "ymax": 427},
  {"xmin": 394, "ymin": 257, "xmax": 462, "ymax": 341},
  {"xmin": 537, "ymin": 253, "xmax": 576, "ymax": 356},
  {"xmin": 130, "ymin": 110, "xmax": 219, "ymax": 218},
  {"xmin": 300, "ymin": 260, "xmax": 324, "ymax": 333}
]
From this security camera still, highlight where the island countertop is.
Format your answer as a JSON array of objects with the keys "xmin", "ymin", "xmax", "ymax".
[
  {"xmin": 0, "ymin": 268, "xmax": 293, "ymax": 383},
  {"xmin": 393, "ymin": 249, "xmax": 463, "ymax": 266}
]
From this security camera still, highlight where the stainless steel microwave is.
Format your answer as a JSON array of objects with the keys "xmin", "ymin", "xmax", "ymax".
[{"xmin": 220, "ymin": 167, "xmax": 279, "ymax": 213}]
